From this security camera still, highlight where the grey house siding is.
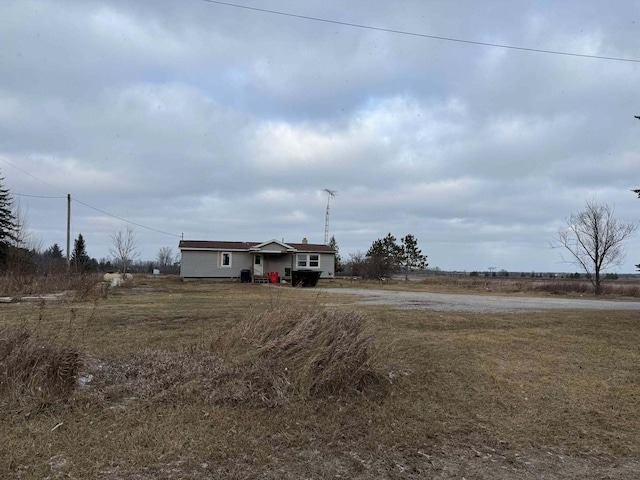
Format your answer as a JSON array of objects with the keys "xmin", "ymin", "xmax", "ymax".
[
  {"xmin": 180, "ymin": 250, "xmax": 252, "ymax": 278},
  {"xmin": 262, "ymin": 255, "xmax": 291, "ymax": 275},
  {"xmin": 318, "ymin": 253, "xmax": 335, "ymax": 278}
]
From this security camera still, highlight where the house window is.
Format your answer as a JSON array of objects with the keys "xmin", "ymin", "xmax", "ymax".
[
  {"xmin": 255, "ymin": 256, "xmax": 261, "ymax": 265},
  {"xmin": 219, "ymin": 252, "xmax": 232, "ymax": 268},
  {"xmin": 297, "ymin": 254, "xmax": 320, "ymax": 269}
]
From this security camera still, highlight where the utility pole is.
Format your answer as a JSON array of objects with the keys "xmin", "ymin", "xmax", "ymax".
[
  {"xmin": 634, "ymin": 116, "xmax": 640, "ymax": 197},
  {"xmin": 66, "ymin": 194, "xmax": 71, "ymax": 272}
]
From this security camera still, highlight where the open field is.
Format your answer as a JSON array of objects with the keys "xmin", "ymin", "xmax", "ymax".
[{"xmin": 2, "ymin": 276, "xmax": 640, "ymax": 479}]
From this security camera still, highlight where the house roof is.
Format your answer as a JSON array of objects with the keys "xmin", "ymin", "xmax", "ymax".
[
  {"xmin": 179, "ymin": 240, "xmax": 335, "ymax": 253},
  {"xmin": 285, "ymin": 242, "xmax": 336, "ymax": 253},
  {"xmin": 250, "ymin": 239, "xmax": 295, "ymax": 251},
  {"xmin": 179, "ymin": 240, "xmax": 257, "ymax": 251}
]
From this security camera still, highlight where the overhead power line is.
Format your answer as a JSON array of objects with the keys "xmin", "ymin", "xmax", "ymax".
[
  {"xmin": 15, "ymin": 193, "xmax": 66, "ymax": 199},
  {"xmin": 0, "ymin": 158, "xmax": 66, "ymax": 195},
  {"xmin": 71, "ymin": 197, "xmax": 180, "ymax": 238},
  {"xmin": 1, "ymin": 158, "xmax": 179, "ymax": 238},
  {"xmin": 197, "ymin": 0, "xmax": 640, "ymax": 64}
]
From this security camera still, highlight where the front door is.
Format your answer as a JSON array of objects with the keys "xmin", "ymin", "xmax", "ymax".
[{"xmin": 254, "ymin": 254, "xmax": 263, "ymax": 276}]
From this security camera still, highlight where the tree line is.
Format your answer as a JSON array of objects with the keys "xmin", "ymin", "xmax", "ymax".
[
  {"xmin": 7, "ymin": 232, "xmax": 180, "ymax": 276},
  {"xmin": 338, "ymin": 233, "xmax": 429, "ymax": 280},
  {"xmin": 1, "ymin": 167, "xmax": 637, "ymax": 294},
  {"xmin": 0, "ymin": 172, "xmax": 178, "ymax": 276}
]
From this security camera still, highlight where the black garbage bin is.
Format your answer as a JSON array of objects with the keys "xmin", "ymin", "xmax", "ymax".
[
  {"xmin": 292, "ymin": 270, "xmax": 322, "ymax": 287},
  {"xmin": 240, "ymin": 269, "xmax": 251, "ymax": 283}
]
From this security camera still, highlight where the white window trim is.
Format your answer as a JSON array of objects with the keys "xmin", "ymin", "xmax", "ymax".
[
  {"xmin": 296, "ymin": 253, "xmax": 320, "ymax": 269},
  {"xmin": 219, "ymin": 251, "xmax": 232, "ymax": 268}
]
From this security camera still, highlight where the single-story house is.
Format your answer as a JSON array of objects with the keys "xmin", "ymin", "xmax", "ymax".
[{"xmin": 179, "ymin": 238, "xmax": 336, "ymax": 284}]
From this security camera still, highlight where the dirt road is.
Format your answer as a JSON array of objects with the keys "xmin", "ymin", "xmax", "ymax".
[{"xmin": 327, "ymin": 288, "xmax": 640, "ymax": 313}]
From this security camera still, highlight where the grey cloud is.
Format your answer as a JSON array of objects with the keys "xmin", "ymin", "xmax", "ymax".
[{"xmin": 2, "ymin": 0, "xmax": 640, "ymax": 271}]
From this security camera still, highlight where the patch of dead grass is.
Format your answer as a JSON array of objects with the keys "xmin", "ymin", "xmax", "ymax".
[
  {"xmin": 213, "ymin": 307, "xmax": 389, "ymax": 405},
  {"xmin": 1, "ymin": 278, "xmax": 640, "ymax": 479},
  {"xmin": 0, "ymin": 273, "xmax": 104, "ymax": 299},
  {"xmin": 0, "ymin": 327, "xmax": 81, "ymax": 413},
  {"xmin": 329, "ymin": 275, "xmax": 640, "ymax": 299}
]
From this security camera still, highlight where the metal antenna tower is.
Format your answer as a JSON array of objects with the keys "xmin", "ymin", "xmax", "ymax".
[{"xmin": 323, "ymin": 189, "xmax": 337, "ymax": 244}]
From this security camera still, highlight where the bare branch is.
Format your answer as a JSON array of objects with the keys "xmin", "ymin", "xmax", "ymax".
[
  {"xmin": 156, "ymin": 247, "xmax": 174, "ymax": 267},
  {"xmin": 552, "ymin": 200, "xmax": 637, "ymax": 294},
  {"xmin": 109, "ymin": 225, "xmax": 139, "ymax": 273}
]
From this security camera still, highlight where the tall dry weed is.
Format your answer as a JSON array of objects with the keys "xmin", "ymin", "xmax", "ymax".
[
  {"xmin": 532, "ymin": 281, "xmax": 591, "ymax": 295},
  {"xmin": 0, "ymin": 273, "xmax": 103, "ymax": 299},
  {"xmin": 420, "ymin": 275, "xmax": 640, "ymax": 297},
  {"xmin": 213, "ymin": 307, "xmax": 389, "ymax": 406},
  {"xmin": 0, "ymin": 328, "xmax": 81, "ymax": 412}
]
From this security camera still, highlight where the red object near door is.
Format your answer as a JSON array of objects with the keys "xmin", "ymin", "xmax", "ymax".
[{"xmin": 268, "ymin": 271, "xmax": 279, "ymax": 283}]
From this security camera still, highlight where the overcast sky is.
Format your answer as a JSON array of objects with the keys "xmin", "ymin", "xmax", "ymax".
[{"xmin": 2, "ymin": 0, "xmax": 640, "ymax": 272}]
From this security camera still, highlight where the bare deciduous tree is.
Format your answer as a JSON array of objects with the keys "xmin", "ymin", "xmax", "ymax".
[
  {"xmin": 156, "ymin": 246, "xmax": 174, "ymax": 268},
  {"xmin": 553, "ymin": 200, "xmax": 637, "ymax": 295},
  {"xmin": 12, "ymin": 200, "xmax": 41, "ymax": 251},
  {"xmin": 8, "ymin": 200, "xmax": 42, "ymax": 273},
  {"xmin": 109, "ymin": 225, "xmax": 139, "ymax": 273}
]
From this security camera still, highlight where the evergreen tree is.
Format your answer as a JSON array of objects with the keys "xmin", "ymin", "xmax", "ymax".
[
  {"xmin": 0, "ymin": 172, "xmax": 17, "ymax": 271},
  {"xmin": 398, "ymin": 234, "xmax": 428, "ymax": 281},
  {"xmin": 45, "ymin": 243, "xmax": 64, "ymax": 259},
  {"xmin": 366, "ymin": 233, "xmax": 429, "ymax": 280},
  {"xmin": 43, "ymin": 243, "xmax": 66, "ymax": 273},
  {"xmin": 327, "ymin": 235, "xmax": 343, "ymax": 273},
  {"xmin": 70, "ymin": 233, "xmax": 91, "ymax": 273},
  {"xmin": 98, "ymin": 258, "xmax": 115, "ymax": 272},
  {"xmin": 366, "ymin": 233, "xmax": 401, "ymax": 278}
]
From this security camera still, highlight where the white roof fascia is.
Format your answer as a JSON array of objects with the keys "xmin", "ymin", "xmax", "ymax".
[
  {"xmin": 251, "ymin": 239, "xmax": 294, "ymax": 249},
  {"xmin": 180, "ymin": 247, "xmax": 247, "ymax": 252}
]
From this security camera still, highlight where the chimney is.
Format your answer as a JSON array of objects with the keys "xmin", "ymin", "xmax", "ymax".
[{"xmin": 302, "ymin": 237, "xmax": 308, "ymax": 244}]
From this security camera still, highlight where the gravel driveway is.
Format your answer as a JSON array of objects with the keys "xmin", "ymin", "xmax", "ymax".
[{"xmin": 326, "ymin": 288, "xmax": 640, "ymax": 313}]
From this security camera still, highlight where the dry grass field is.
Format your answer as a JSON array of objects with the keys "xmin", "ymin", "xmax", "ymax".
[{"xmin": 1, "ymin": 276, "xmax": 639, "ymax": 479}]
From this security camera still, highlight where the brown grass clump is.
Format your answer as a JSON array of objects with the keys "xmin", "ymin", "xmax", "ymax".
[
  {"xmin": 76, "ymin": 308, "xmax": 389, "ymax": 409},
  {"xmin": 532, "ymin": 280, "xmax": 592, "ymax": 295},
  {"xmin": 0, "ymin": 273, "xmax": 103, "ymax": 299},
  {"xmin": 0, "ymin": 328, "xmax": 81, "ymax": 412},
  {"xmin": 3, "ymin": 280, "xmax": 640, "ymax": 479},
  {"xmin": 214, "ymin": 307, "xmax": 389, "ymax": 406},
  {"xmin": 417, "ymin": 275, "xmax": 640, "ymax": 297}
]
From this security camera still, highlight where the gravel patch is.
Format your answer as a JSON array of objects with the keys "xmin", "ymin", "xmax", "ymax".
[{"xmin": 326, "ymin": 288, "xmax": 640, "ymax": 313}]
